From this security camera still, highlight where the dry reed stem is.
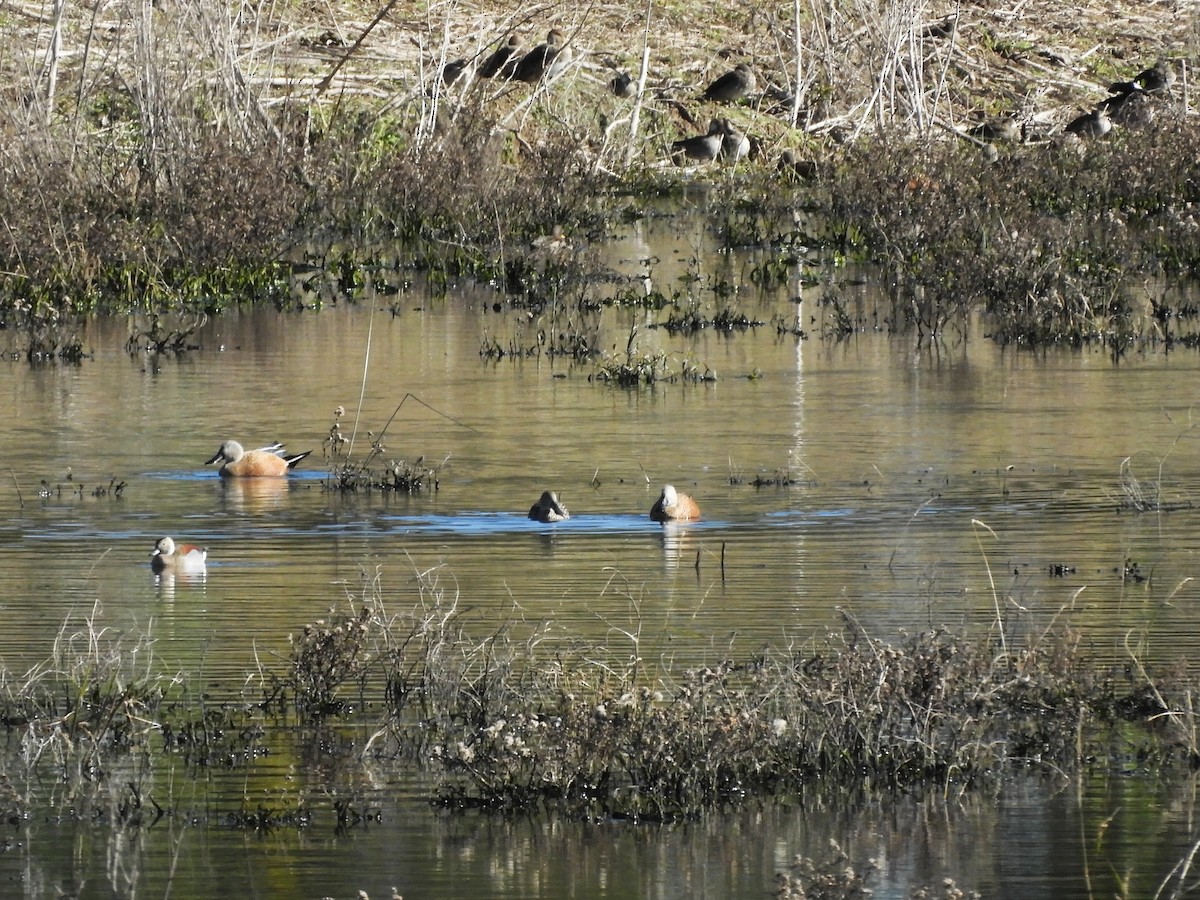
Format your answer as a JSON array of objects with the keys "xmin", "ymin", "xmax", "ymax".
[{"xmin": 2, "ymin": 0, "xmax": 1188, "ymax": 161}]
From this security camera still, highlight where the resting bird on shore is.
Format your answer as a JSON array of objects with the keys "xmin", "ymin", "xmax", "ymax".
[
  {"xmin": 1109, "ymin": 59, "xmax": 1175, "ymax": 96},
  {"xmin": 671, "ymin": 119, "xmax": 724, "ymax": 163},
  {"xmin": 440, "ymin": 58, "xmax": 469, "ymax": 85},
  {"xmin": 702, "ymin": 63, "xmax": 756, "ymax": 103},
  {"xmin": 513, "ymin": 29, "xmax": 570, "ymax": 83},
  {"xmin": 720, "ymin": 118, "xmax": 750, "ymax": 162},
  {"xmin": 1101, "ymin": 89, "xmax": 1155, "ymax": 129},
  {"xmin": 968, "ymin": 117, "xmax": 1020, "ymax": 143},
  {"xmin": 478, "ymin": 34, "xmax": 522, "ymax": 79},
  {"xmin": 609, "ymin": 71, "xmax": 635, "ymax": 98},
  {"xmin": 1065, "ymin": 108, "xmax": 1111, "ymax": 139},
  {"xmin": 778, "ymin": 150, "xmax": 818, "ymax": 182}
]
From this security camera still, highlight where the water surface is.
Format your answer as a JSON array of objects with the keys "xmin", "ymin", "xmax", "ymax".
[{"xmin": 3, "ymin": 216, "xmax": 1200, "ymax": 896}]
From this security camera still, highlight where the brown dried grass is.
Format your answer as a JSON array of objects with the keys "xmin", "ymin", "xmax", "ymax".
[{"xmin": 0, "ymin": 0, "xmax": 1193, "ymax": 316}]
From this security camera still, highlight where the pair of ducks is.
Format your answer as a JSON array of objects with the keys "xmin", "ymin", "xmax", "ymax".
[
  {"xmin": 151, "ymin": 439, "xmax": 313, "ymax": 575},
  {"xmin": 613, "ymin": 62, "xmax": 754, "ymax": 101},
  {"xmin": 671, "ymin": 119, "xmax": 750, "ymax": 164},
  {"xmin": 452, "ymin": 29, "xmax": 571, "ymax": 85},
  {"xmin": 1062, "ymin": 60, "xmax": 1175, "ymax": 141},
  {"xmin": 528, "ymin": 485, "xmax": 701, "ymax": 523}
]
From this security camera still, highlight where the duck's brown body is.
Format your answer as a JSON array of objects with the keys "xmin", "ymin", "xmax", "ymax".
[
  {"xmin": 650, "ymin": 485, "xmax": 701, "ymax": 522},
  {"xmin": 206, "ymin": 440, "xmax": 311, "ymax": 477}
]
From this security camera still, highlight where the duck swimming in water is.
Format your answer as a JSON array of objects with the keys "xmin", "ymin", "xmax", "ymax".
[
  {"xmin": 528, "ymin": 490, "xmax": 570, "ymax": 522},
  {"xmin": 150, "ymin": 536, "xmax": 208, "ymax": 575},
  {"xmin": 205, "ymin": 440, "xmax": 312, "ymax": 477},
  {"xmin": 650, "ymin": 485, "xmax": 701, "ymax": 522}
]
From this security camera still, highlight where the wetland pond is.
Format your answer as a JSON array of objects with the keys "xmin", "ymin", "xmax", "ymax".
[{"xmin": 5, "ymin": 210, "xmax": 1200, "ymax": 898}]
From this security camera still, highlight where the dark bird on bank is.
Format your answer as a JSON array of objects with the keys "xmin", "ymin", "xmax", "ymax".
[
  {"xmin": 1109, "ymin": 59, "xmax": 1175, "ymax": 96},
  {"xmin": 778, "ymin": 150, "xmax": 818, "ymax": 182},
  {"xmin": 720, "ymin": 118, "xmax": 750, "ymax": 162},
  {"xmin": 1101, "ymin": 89, "xmax": 1155, "ymax": 129},
  {"xmin": 921, "ymin": 14, "xmax": 957, "ymax": 38},
  {"xmin": 1065, "ymin": 108, "xmax": 1111, "ymax": 139},
  {"xmin": 478, "ymin": 34, "xmax": 522, "ymax": 79},
  {"xmin": 702, "ymin": 63, "xmax": 756, "ymax": 103},
  {"xmin": 609, "ymin": 71, "xmax": 635, "ymax": 98},
  {"xmin": 513, "ymin": 28, "xmax": 570, "ymax": 83},
  {"xmin": 440, "ymin": 58, "xmax": 470, "ymax": 85},
  {"xmin": 671, "ymin": 119, "xmax": 725, "ymax": 163},
  {"xmin": 968, "ymin": 117, "xmax": 1020, "ymax": 143}
]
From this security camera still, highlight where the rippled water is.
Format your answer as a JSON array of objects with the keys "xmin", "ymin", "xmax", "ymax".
[{"xmin": 4, "ymin": 214, "xmax": 1200, "ymax": 896}]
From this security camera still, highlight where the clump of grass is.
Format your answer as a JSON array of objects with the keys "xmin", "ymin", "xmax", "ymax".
[
  {"xmin": 1113, "ymin": 426, "xmax": 1197, "ymax": 512},
  {"xmin": 593, "ymin": 323, "xmax": 716, "ymax": 385},
  {"xmin": 594, "ymin": 324, "xmax": 671, "ymax": 386},
  {"xmin": 322, "ymin": 403, "xmax": 445, "ymax": 494},
  {"xmin": 2, "ymin": 571, "xmax": 1200, "ymax": 833},
  {"xmin": 655, "ymin": 302, "xmax": 763, "ymax": 336},
  {"xmin": 125, "ymin": 312, "xmax": 207, "ymax": 355},
  {"xmin": 325, "ymin": 438, "xmax": 442, "ymax": 494},
  {"xmin": 286, "ymin": 607, "xmax": 375, "ymax": 718},
  {"xmin": 774, "ymin": 843, "xmax": 880, "ymax": 900},
  {"xmin": 0, "ymin": 603, "xmax": 170, "ymax": 821},
  {"xmin": 270, "ymin": 563, "xmax": 550, "ymax": 735},
  {"xmin": 421, "ymin": 609, "xmax": 1200, "ymax": 820},
  {"xmin": 775, "ymin": 843, "xmax": 980, "ymax": 899}
]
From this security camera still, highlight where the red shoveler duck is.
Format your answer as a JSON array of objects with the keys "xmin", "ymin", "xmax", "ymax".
[
  {"xmin": 650, "ymin": 484, "xmax": 701, "ymax": 522},
  {"xmin": 205, "ymin": 440, "xmax": 311, "ymax": 477}
]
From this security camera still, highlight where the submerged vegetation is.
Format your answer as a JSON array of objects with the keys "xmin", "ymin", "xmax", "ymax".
[{"xmin": 0, "ymin": 0, "xmax": 1196, "ymax": 358}]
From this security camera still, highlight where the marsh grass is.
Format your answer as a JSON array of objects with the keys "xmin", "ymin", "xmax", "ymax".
[
  {"xmin": 1, "ymin": 574, "xmax": 1200, "ymax": 833},
  {"xmin": 125, "ymin": 312, "xmax": 208, "ymax": 356},
  {"xmin": 1, "ymin": 0, "xmax": 1195, "ymax": 353},
  {"xmin": 278, "ymin": 563, "xmax": 551, "ymax": 730},
  {"xmin": 1114, "ymin": 424, "xmax": 1199, "ymax": 512},
  {"xmin": 322, "ymin": 400, "xmax": 448, "ymax": 494},
  {"xmin": 0, "ymin": 603, "xmax": 169, "ymax": 819},
  {"xmin": 592, "ymin": 321, "xmax": 717, "ymax": 385}
]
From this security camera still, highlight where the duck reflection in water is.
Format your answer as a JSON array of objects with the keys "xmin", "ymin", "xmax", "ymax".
[
  {"xmin": 528, "ymin": 490, "xmax": 570, "ymax": 522},
  {"xmin": 220, "ymin": 476, "xmax": 293, "ymax": 514},
  {"xmin": 659, "ymin": 519, "xmax": 700, "ymax": 574}
]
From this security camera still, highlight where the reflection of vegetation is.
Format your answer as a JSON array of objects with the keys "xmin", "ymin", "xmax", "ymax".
[
  {"xmin": 125, "ymin": 312, "xmax": 207, "ymax": 355},
  {"xmin": 5, "ymin": 299, "xmax": 86, "ymax": 363}
]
